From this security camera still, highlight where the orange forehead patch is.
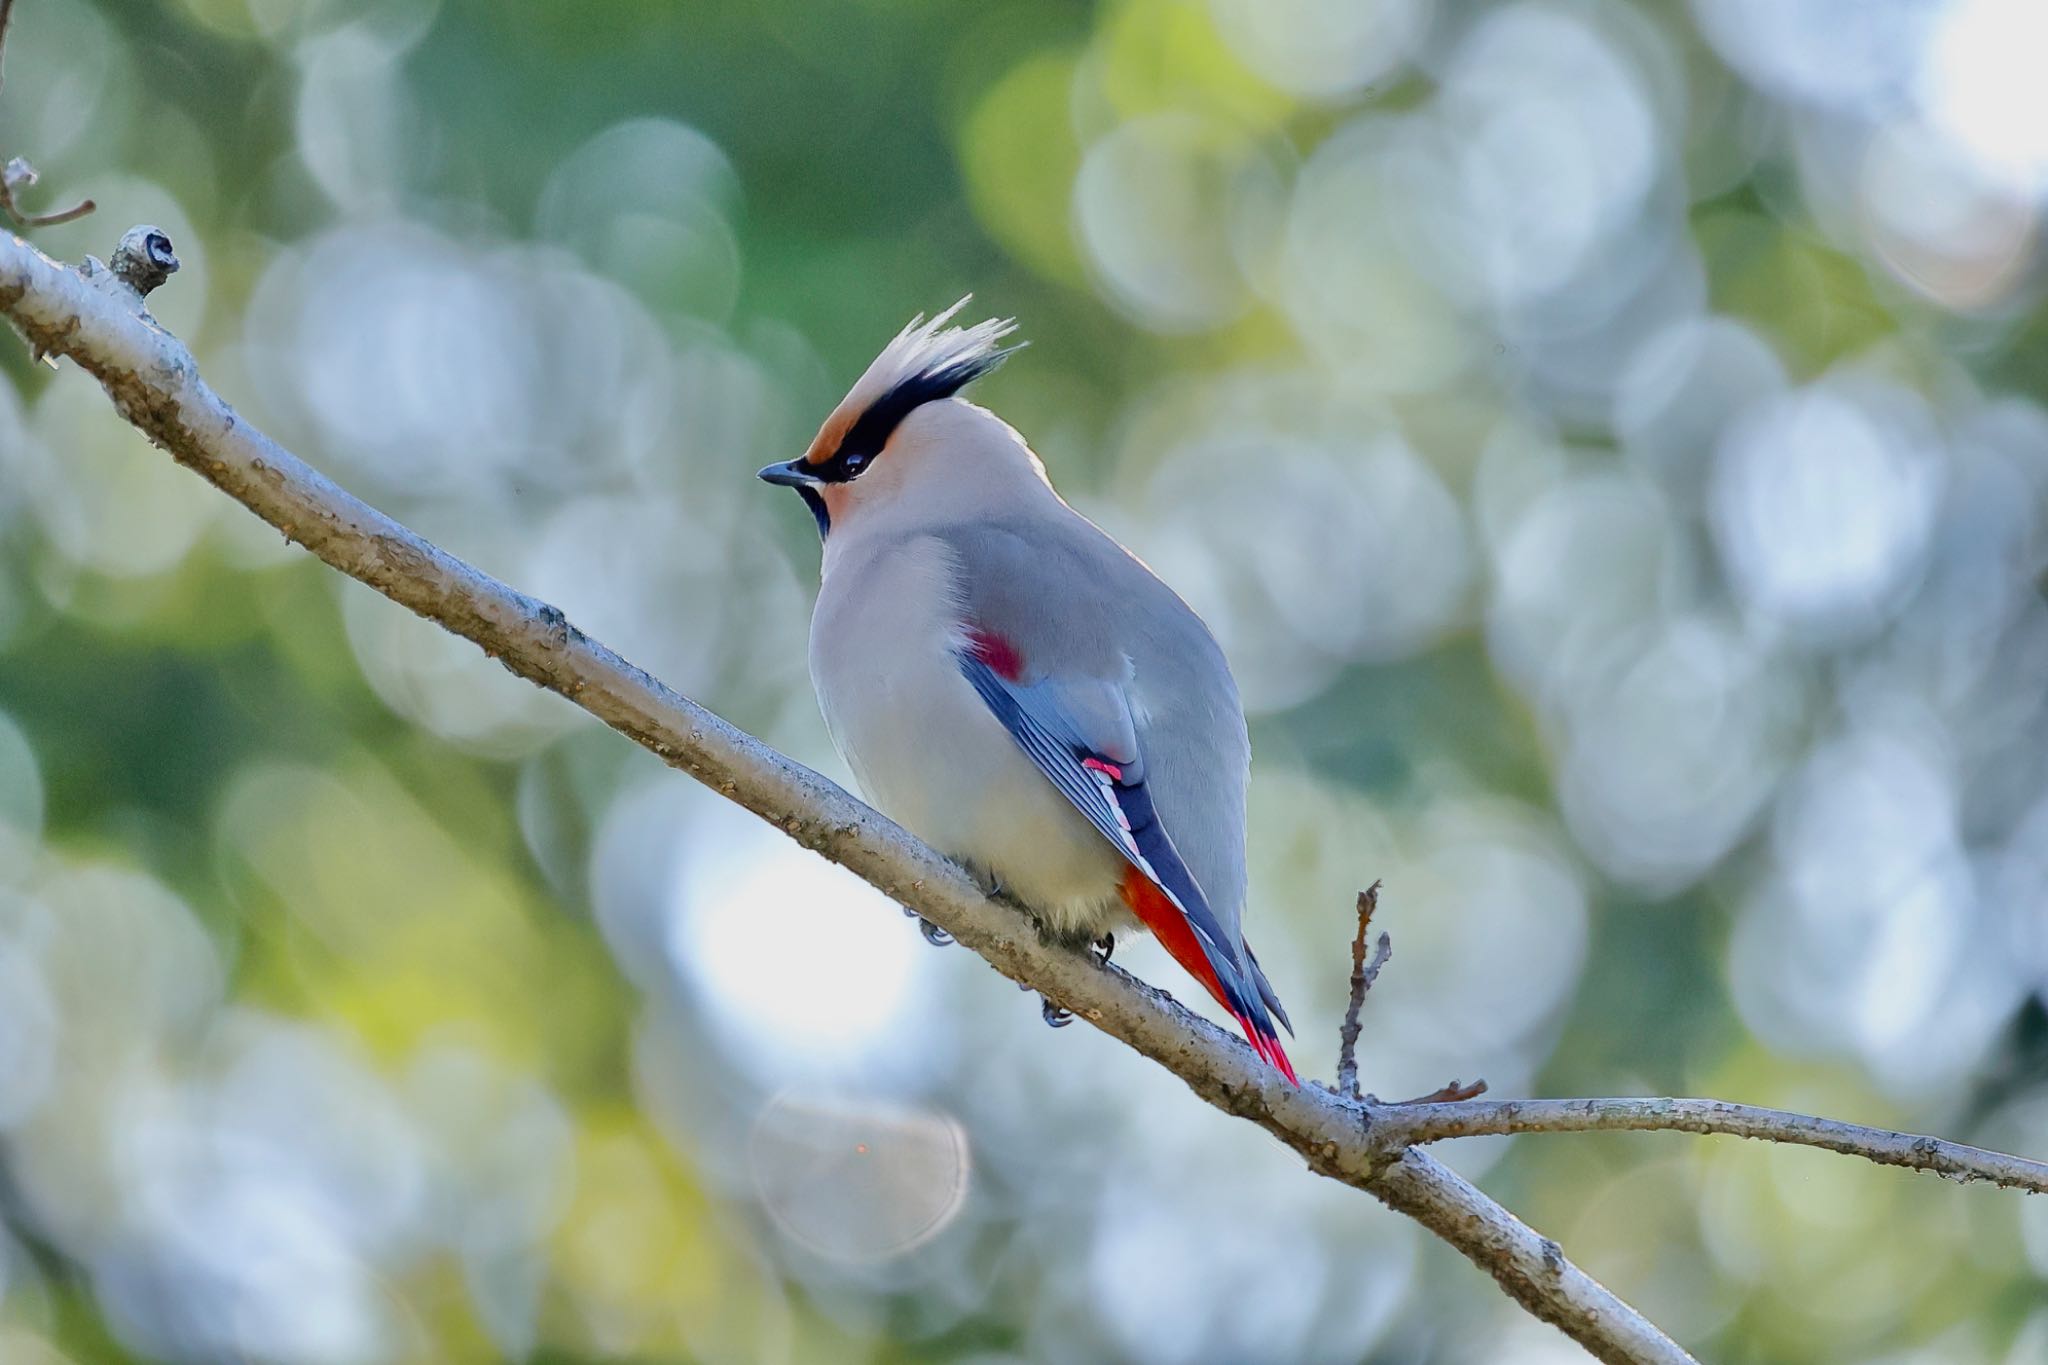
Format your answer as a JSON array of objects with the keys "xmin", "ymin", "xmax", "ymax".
[{"xmin": 803, "ymin": 406, "xmax": 855, "ymax": 466}]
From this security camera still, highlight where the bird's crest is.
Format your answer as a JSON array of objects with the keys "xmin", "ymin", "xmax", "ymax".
[{"xmin": 804, "ymin": 298, "xmax": 1021, "ymax": 468}]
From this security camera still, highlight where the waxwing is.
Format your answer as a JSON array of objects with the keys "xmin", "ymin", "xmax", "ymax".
[{"xmin": 760, "ymin": 303, "xmax": 1295, "ymax": 1081}]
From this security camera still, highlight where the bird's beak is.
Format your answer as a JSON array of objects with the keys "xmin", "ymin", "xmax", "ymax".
[{"xmin": 757, "ymin": 459, "xmax": 825, "ymax": 489}]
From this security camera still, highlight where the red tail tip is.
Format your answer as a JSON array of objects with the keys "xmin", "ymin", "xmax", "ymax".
[{"xmin": 1235, "ymin": 1013, "xmax": 1301, "ymax": 1086}]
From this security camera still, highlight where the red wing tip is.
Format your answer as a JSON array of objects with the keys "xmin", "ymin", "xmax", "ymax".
[{"xmin": 967, "ymin": 627, "xmax": 1025, "ymax": 681}]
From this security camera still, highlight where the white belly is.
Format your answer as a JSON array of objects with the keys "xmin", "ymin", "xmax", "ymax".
[{"xmin": 808, "ymin": 537, "xmax": 1129, "ymax": 938}]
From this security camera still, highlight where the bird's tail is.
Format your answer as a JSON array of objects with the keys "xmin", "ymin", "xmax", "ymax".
[{"xmin": 1120, "ymin": 867, "xmax": 1299, "ymax": 1084}]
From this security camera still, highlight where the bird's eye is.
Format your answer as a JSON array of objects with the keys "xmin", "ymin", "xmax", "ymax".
[{"xmin": 815, "ymin": 445, "xmax": 873, "ymax": 484}]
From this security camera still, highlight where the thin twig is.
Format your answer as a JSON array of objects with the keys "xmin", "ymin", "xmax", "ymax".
[
  {"xmin": 1336, "ymin": 881, "xmax": 1389, "ymax": 1099},
  {"xmin": 1338, "ymin": 885, "xmax": 1484, "ymax": 1107},
  {"xmin": 0, "ymin": 8, "xmax": 96, "ymax": 230},
  {"xmin": 13, "ymin": 196, "xmax": 94, "ymax": 228},
  {"xmin": 2, "ymin": 160, "xmax": 95, "ymax": 231},
  {"xmin": 1378, "ymin": 1096, "xmax": 2048, "ymax": 1194},
  {"xmin": 1392, "ymin": 1078, "xmax": 1489, "ymax": 1105}
]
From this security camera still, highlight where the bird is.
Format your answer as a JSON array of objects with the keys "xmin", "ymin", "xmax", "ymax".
[{"xmin": 758, "ymin": 301, "xmax": 1297, "ymax": 1083}]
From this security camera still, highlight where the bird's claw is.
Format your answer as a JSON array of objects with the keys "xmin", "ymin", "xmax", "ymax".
[
  {"xmin": 1092, "ymin": 933, "xmax": 1115, "ymax": 965},
  {"xmin": 1041, "ymin": 996, "xmax": 1073, "ymax": 1028},
  {"xmin": 901, "ymin": 906, "xmax": 953, "ymax": 947}
]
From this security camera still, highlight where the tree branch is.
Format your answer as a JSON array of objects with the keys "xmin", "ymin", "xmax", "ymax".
[
  {"xmin": 1378, "ymin": 1096, "xmax": 2048, "ymax": 1194},
  {"xmin": 6, "ymin": 224, "xmax": 2044, "ymax": 1362},
  {"xmin": 1371, "ymin": 1150, "xmax": 1696, "ymax": 1365}
]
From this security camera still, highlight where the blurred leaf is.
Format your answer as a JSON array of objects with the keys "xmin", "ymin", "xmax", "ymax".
[{"xmin": 959, "ymin": 50, "xmax": 1087, "ymax": 284}]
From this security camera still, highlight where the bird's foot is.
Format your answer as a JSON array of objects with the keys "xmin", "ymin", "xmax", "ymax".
[
  {"xmin": 1092, "ymin": 932, "xmax": 1115, "ymax": 965},
  {"xmin": 1040, "ymin": 996, "xmax": 1073, "ymax": 1028},
  {"xmin": 900, "ymin": 905, "xmax": 953, "ymax": 947}
]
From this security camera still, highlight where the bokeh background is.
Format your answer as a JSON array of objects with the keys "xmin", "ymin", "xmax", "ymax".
[{"xmin": 0, "ymin": 0, "xmax": 2046, "ymax": 1360}]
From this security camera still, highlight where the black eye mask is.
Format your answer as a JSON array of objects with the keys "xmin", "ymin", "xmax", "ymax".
[{"xmin": 759, "ymin": 342, "xmax": 1017, "ymax": 540}]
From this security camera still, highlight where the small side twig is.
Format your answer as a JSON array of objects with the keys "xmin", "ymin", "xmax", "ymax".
[
  {"xmin": 1, "ymin": 164, "xmax": 96, "ymax": 228},
  {"xmin": 0, "ymin": 4, "xmax": 97, "ymax": 231},
  {"xmin": 1394, "ymin": 1078, "xmax": 1489, "ymax": 1105},
  {"xmin": 1335, "ymin": 881, "xmax": 1390, "ymax": 1100}
]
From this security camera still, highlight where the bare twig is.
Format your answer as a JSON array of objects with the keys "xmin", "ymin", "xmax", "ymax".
[
  {"xmin": 7, "ymin": 225, "xmax": 2046, "ymax": 1362},
  {"xmin": 1336, "ymin": 883, "xmax": 1484, "ymax": 1107},
  {"xmin": 1377, "ymin": 1096, "xmax": 2048, "ymax": 1194},
  {"xmin": 0, "ymin": 6, "xmax": 96, "ymax": 230},
  {"xmin": 1393, "ymin": 1078, "xmax": 1489, "ymax": 1105},
  {"xmin": 6, "ymin": 193, "xmax": 96, "ymax": 228},
  {"xmin": 1336, "ymin": 881, "xmax": 1389, "ymax": 1099},
  {"xmin": 2, "ymin": 158, "xmax": 96, "ymax": 231}
]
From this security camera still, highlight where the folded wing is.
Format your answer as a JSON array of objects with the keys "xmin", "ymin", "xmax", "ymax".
[{"xmin": 958, "ymin": 635, "xmax": 1296, "ymax": 1081}]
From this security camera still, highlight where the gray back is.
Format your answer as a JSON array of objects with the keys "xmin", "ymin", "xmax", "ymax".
[{"xmin": 934, "ymin": 513, "xmax": 1252, "ymax": 933}]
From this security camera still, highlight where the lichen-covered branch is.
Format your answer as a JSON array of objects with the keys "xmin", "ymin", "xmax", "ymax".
[{"xmin": 8, "ymin": 224, "xmax": 2044, "ymax": 1363}]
